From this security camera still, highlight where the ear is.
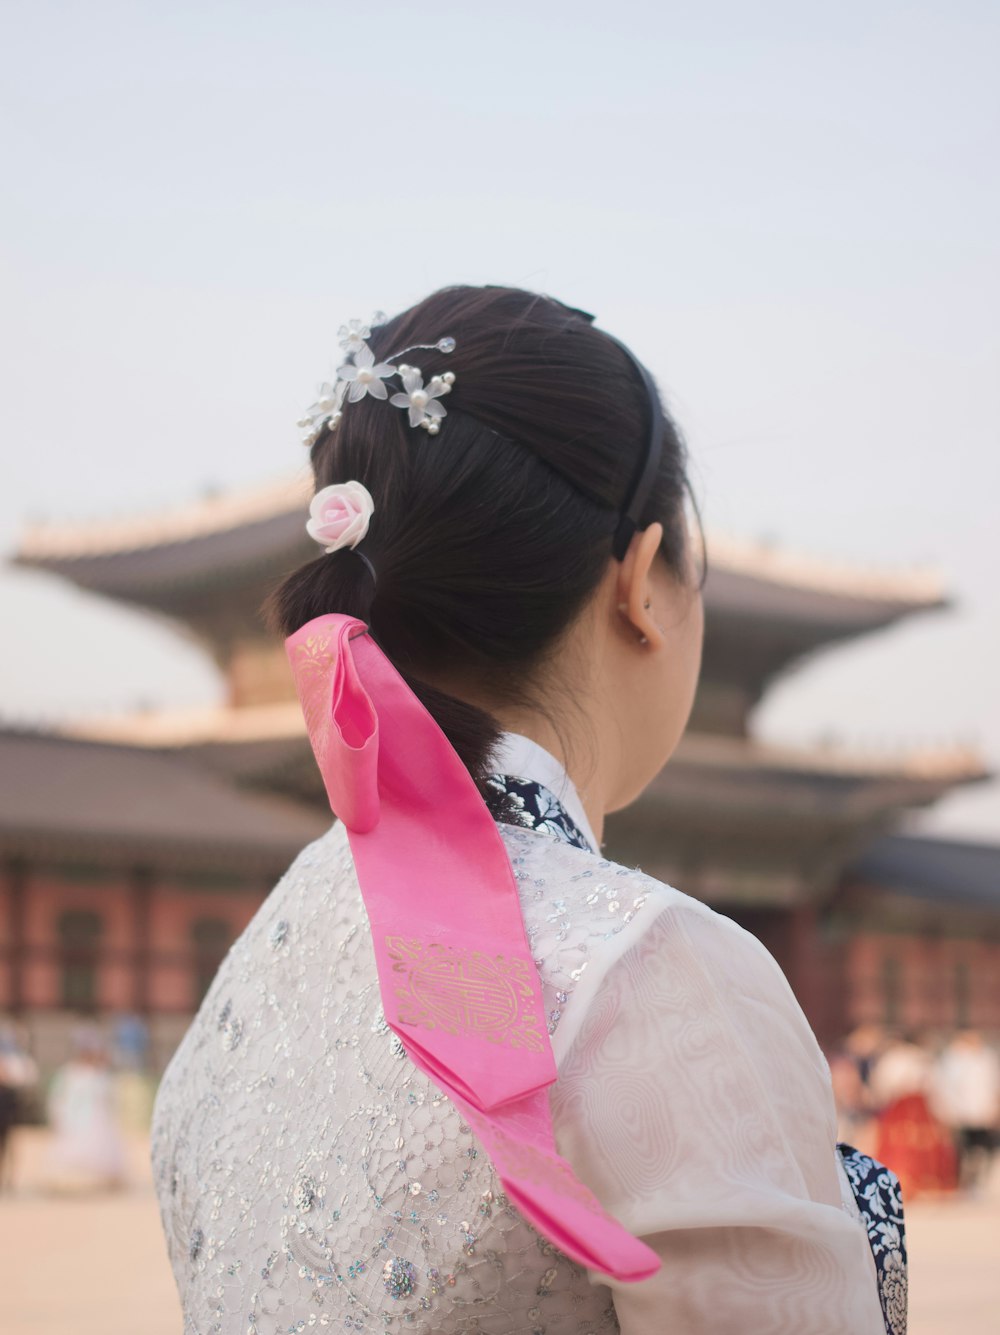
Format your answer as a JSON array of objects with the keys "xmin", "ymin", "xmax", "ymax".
[{"xmin": 615, "ymin": 523, "xmax": 665, "ymax": 648}]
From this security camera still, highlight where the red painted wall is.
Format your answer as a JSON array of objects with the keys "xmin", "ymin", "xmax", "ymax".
[{"xmin": 0, "ymin": 862, "xmax": 266, "ymax": 1015}]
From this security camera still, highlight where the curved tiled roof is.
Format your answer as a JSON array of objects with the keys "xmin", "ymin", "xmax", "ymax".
[
  {"xmin": 0, "ymin": 728, "xmax": 327, "ymax": 872},
  {"xmin": 853, "ymin": 832, "xmax": 1000, "ymax": 909},
  {"xmin": 15, "ymin": 474, "xmax": 313, "ymax": 560},
  {"xmin": 702, "ymin": 531, "xmax": 944, "ymax": 604},
  {"xmin": 65, "ymin": 703, "xmax": 988, "ymax": 786},
  {"xmin": 15, "ymin": 474, "xmax": 946, "ymax": 607}
]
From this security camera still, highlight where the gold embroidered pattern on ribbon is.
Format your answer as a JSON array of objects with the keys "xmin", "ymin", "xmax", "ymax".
[
  {"xmin": 387, "ymin": 937, "xmax": 545, "ymax": 1053},
  {"xmin": 293, "ymin": 632, "xmax": 337, "ymax": 741}
]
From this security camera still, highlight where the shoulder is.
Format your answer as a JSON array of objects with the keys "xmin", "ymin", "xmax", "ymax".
[
  {"xmin": 498, "ymin": 823, "xmax": 823, "ymax": 1081},
  {"xmin": 507, "ymin": 831, "xmax": 843, "ymax": 1208},
  {"xmin": 498, "ymin": 818, "xmax": 706, "ymax": 926},
  {"xmin": 498, "ymin": 818, "xmax": 786, "ymax": 971}
]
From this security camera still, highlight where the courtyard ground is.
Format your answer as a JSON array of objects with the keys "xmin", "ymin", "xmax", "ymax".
[{"xmin": 0, "ymin": 1127, "xmax": 996, "ymax": 1333}]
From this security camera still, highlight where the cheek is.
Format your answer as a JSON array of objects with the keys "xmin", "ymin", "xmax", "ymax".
[
  {"xmin": 607, "ymin": 584, "xmax": 705, "ymax": 812},
  {"xmin": 646, "ymin": 596, "xmax": 704, "ymax": 759},
  {"xmin": 675, "ymin": 594, "xmax": 705, "ymax": 717},
  {"xmin": 688, "ymin": 592, "xmax": 706, "ymax": 683}
]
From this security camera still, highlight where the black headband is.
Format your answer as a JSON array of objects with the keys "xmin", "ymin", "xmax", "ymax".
[
  {"xmin": 549, "ymin": 300, "xmax": 665, "ymax": 561},
  {"xmin": 605, "ymin": 333, "xmax": 665, "ymax": 560},
  {"xmin": 332, "ymin": 293, "xmax": 666, "ymax": 566}
]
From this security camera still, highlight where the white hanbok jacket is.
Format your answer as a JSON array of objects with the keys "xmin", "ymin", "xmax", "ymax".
[{"xmin": 152, "ymin": 734, "xmax": 888, "ymax": 1334}]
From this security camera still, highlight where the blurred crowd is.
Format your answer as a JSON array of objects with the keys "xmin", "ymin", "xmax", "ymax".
[
  {"xmin": 828, "ymin": 1026, "xmax": 1000, "ymax": 1201},
  {"xmin": 3, "ymin": 1015, "xmax": 999, "ymax": 1206},
  {"xmin": 0, "ymin": 1016, "xmax": 153, "ymax": 1196}
]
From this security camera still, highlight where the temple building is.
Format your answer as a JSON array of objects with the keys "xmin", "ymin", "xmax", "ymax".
[
  {"xmin": 5, "ymin": 474, "xmax": 998, "ymax": 1067},
  {"xmin": 0, "ymin": 727, "xmax": 326, "ymax": 1073}
]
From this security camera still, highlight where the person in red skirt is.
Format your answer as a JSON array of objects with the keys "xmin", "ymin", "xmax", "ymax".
[{"xmin": 870, "ymin": 1030, "xmax": 958, "ymax": 1199}]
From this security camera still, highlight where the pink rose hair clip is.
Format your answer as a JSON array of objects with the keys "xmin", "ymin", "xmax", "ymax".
[
  {"xmin": 306, "ymin": 481, "xmax": 375, "ymax": 554},
  {"xmin": 298, "ymin": 311, "xmax": 458, "ymax": 448},
  {"xmin": 305, "ymin": 481, "xmax": 378, "ymax": 583}
]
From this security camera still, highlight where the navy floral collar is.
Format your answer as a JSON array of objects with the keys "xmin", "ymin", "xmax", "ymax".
[{"xmin": 485, "ymin": 774, "xmax": 592, "ymax": 853}]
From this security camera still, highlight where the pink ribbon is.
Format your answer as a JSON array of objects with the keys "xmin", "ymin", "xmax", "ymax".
[{"xmin": 287, "ymin": 613, "xmax": 659, "ymax": 1281}]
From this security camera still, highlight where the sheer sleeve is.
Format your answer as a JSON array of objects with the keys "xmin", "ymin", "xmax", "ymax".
[{"xmin": 549, "ymin": 904, "xmax": 886, "ymax": 1335}]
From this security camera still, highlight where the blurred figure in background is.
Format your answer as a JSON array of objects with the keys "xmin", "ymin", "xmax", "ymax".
[
  {"xmin": 831, "ymin": 1023, "xmax": 887, "ymax": 1155},
  {"xmin": 111, "ymin": 1011, "xmax": 155, "ymax": 1134},
  {"xmin": 930, "ymin": 1029, "xmax": 1000, "ymax": 1193},
  {"xmin": 0, "ymin": 1023, "xmax": 38, "ymax": 1193},
  {"xmin": 112, "ymin": 1011, "xmax": 149, "ymax": 1073},
  {"xmin": 828, "ymin": 1041, "xmax": 878, "ymax": 1153},
  {"xmin": 42, "ymin": 1025, "xmax": 127, "ymax": 1194},
  {"xmin": 844, "ymin": 1023, "xmax": 886, "ymax": 1096},
  {"xmin": 870, "ymin": 1029, "xmax": 957, "ymax": 1200}
]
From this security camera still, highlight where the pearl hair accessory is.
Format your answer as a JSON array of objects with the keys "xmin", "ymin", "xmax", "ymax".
[
  {"xmin": 390, "ymin": 364, "xmax": 456, "ymax": 432},
  {"xmin": 298, "ymin": 311, "xmax": 458, "ymax": 447},
  {"xmin": 299, "ymin": 296, "xmax": 670, "ymax": 577}
]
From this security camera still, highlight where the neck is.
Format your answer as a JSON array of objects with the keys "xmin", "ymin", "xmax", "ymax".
[
  {"xmin": 491, "ymin": 712, "xmax": 606, "ymax": 848},
  {"xmin": 420, "ymin": 648, "xmax": 611, "ymax": 847}
]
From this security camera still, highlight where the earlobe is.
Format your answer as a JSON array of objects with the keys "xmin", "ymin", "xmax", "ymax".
[{"xmin": 616, "ymin": 523, "xmax": 665, "ymax": 648}]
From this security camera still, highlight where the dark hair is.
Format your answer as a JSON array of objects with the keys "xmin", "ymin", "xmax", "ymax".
[{"xmin": 269, "ymin": 285, "xmax": 706, "ymax": 797}]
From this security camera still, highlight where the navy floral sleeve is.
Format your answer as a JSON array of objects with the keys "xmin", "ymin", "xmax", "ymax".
[{"xmin": 838, "ymin": 1144, "xmax": 908, "ymax": 1335}]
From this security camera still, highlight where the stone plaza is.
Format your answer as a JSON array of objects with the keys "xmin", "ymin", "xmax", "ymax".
[{"xmin": 0, "ymin": 1127, "xmax": 995, "ymax": 1334}]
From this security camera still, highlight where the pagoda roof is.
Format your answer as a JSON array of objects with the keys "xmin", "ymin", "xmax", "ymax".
[
  {"xmin": 66, "ymin": 704, "xmax": 989, "ymax": 833},
  {"xmin": 638, "ymin": 731, "xmax": 989, "ymax": 852},
  {"xmin": 15, "ymin": 473, "xmax": 946, "ymax": 611},
  {"xmin": 13, "ymin": 475, "xmax": 953, "ymax": 701},
  {"xmin": 49, "ymin": 710, "xmax": 990, "ymax": 908},
  {"xmin": 65, "ymin": 702, "xmax": 986, "ymax": 785},
  {"xmin": 13, "ymin": 475, "xmax": 314, "ymax": 622},
  {"xmin": 15, "ymin": 474, "xmax": 311, "ymax": 561},
  {"xmin": 851, "ymin": 832, "xmax": 1000, "ymax": 911},
  {"xmin": 0, "ymin": 728, "xmax": 328, "ymax": 875}
]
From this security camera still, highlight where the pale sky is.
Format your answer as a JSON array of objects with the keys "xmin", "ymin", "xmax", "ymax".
[{"xmin": 2, "ymin": 0, "xmax": 998, "ymax": 839}]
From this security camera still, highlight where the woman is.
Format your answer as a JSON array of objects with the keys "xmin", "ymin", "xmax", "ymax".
[
  {"xmin": 44, "ymin": 1026, "xmax": 127, "ymax": 1194},
  {"xmin": 931, "ymin": 1028, "xmax": 1000, "ymax": 1191},
  {"xmin": 871, "ymin": 1031, "xmax": 957, "ymax": 1200},
  {"xmin": 152, "ymin": 286, "xmax": 902, "ymax": 1333}
]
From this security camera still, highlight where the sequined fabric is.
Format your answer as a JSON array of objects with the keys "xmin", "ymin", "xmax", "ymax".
[
  {"xmin": 151, "ymin": 816, "xmax": 641, "ymax": 1334},
  {"xmin": 152, "ymin": 784, "xmax": 888, "ymax": 1333}
]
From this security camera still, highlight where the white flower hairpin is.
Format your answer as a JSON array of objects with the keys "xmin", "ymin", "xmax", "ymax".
[
  {"xmin": 390, "ymin": 365, "xmax": 456, "ymax": 431},
  {"xmin": 338, "ymin": 344, "xmax": 397, "ymax": 403},
  {"xmin": 298, "ymin": 311, "xmax": 458, "ymax": 447},
  {"xmin": 299, "ymin": 380, "xmax": 347, "ymax": 447},
  {"xmin": 339, "ymin": 316, "xmax": 380, "ymax": 355}
]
